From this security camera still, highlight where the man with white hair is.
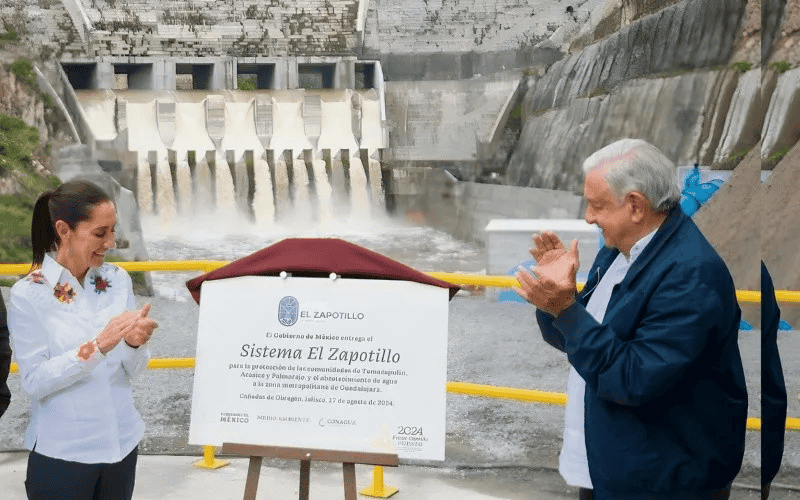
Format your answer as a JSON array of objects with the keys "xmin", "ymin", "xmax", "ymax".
[{"xmin": 515, "ymin": 139, "xmax": 747, "ymax": 499}]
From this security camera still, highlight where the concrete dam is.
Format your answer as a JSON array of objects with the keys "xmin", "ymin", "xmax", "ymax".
[
  {"xmin": 2, "ymin": 0, "xmax": 796, "ymax": 269},
  {"xmin": 77, "ymin": 86, "xmax": 387, "ymax": 227},
  {"xmin": 60, "ymin": 53, "xmax": 390, "ymax": 228}
]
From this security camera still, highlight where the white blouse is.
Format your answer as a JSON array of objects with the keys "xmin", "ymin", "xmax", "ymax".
[{"xmin": 8, "ymin": 254, "xmax": 150, "ymax": 464}]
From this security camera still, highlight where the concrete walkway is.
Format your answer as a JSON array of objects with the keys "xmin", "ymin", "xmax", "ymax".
[
  {"xmin": 0, "ymin": 451, "xmax": 793, "ymax": 500},
  {"xmin": 0, "ymin": 451, "xmax": 581, "ymax": 500},
  {"xmin": 1, "ymin": 293, "xmax": 798, "ymax": 499}
]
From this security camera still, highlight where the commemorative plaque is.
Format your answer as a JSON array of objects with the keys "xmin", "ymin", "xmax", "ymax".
[{"xmin": 188, "ymin": 275, "xmax": 449, "ymax": 460}]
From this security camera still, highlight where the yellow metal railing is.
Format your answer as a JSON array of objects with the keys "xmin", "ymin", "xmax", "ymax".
[
  {"xmin": 8, "ymin": 359, "xmax": 798, "ymax": 432},
  {"xmin": 3, "ymin": 260, "xmax": 800, "ymax": 434},
  {"xmin": 3, "ymin": 261, "xmax": 799, "ymax": 303}
]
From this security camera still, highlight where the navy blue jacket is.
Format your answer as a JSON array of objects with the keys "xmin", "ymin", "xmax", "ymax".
[
  {"xmin": 537, "ymin": 208, "xmax": 747, "ymax": 498},
  {"xmin": 761, "ymin": 262, "xmax": 786, "ymax": 487},
  {"xmin": 0, "ymin": 293, "xmax": 11, "ymax": 419}
]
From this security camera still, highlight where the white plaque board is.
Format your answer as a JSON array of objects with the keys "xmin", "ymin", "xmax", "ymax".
[{"xmin": 188, "ymin": 276, "xmax": 449, "ymax": 460}]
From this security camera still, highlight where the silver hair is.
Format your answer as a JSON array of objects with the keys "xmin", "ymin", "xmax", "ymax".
[{"xmin": 582, "ymin": 139, "xmax": 681, "ymax": 213}]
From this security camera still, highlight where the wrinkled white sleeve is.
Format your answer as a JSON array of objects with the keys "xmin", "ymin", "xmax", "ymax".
[
  {"xmin": 119, "ymin": 340, "xmax": 150, "ymax": 378},
  {"xmin": 117, "ymin": 269, "xmax": 151, "ymax": 378},
  {"xmin": 8, "ymin": 287, "xmax": 105, "ymax": 401}
]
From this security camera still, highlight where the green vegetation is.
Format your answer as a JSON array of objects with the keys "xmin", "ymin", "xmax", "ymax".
[
  {"xmin": 0, "ymin": 59, "xmax": 63, "ymax": 272},
  {"xmin": 237, "ymin": 76, "xmax": 257, "ymax": 91},
  {"xmin": 8, "ymin": 59, "xmax": 57, "ymax": 112},
  {"xmin": 763, "ymin": 146, "xmax": 791, "ymax": 170},
  {"xmin": 588, "ymin": 86, "xmax": 609, "ymax": 98},
  {"xmin": 523, "ymin": 67, "xmax": 541, "ymax": 77},
  {"xmin": 729, "ymin": 61, "xmax": 752, "ymax": 73},
  {"xmin": 769, "ymin": 146, "xmax": 790, "ymax": 162},
  {"xmin": 10, "ymin": 58, "xmax": 36, "ymax": 89},
  {"xmin": 0, "ymin": 114, "xmax": 39, "ymax": 176},
  {"xmin": 0, "ymin": 195, "xmax": 34, "ymax": 265},
  {"xmin": 0, "ymin": 114, "xmax": 59, "ymax": 195},
  {"xmin": 42, "ymin": 93, "xmax": 55, "ymax": 110},
  {"xmin": 0, "ymin": 30, "xmax": 19, "ymax": 43},
  {"xmin": 769, "ymin": 60, "xmax": 791, "ymax": 74},
  {"xmin": 717, "ymin": 146, "xmax": 754, "ymax": 170},
  {"xmin": 0, "ymin": 113, "xmax": 60, "ymax": 267},
  {"xmin": 728, "ymin": 147, "xmax": 751, "ymax": 164}
]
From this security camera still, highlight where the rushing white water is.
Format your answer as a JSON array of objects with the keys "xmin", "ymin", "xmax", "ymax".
[
  {"xmin": 252, "ymin": 153, "xmax": 275, "ymax": 229},
  {"xmin": 142, "ymin": 213, "xmax": 484, "ymax": 301},
  {"xmin": 311, "ymin": 155, "xmax": 333, "ymax": 224},
  {"xmin": 233, "ymin": 155, "xmax": 249, "ymax": 214},
  {"xmin": 213, "ymin": 151, "xmax": 237, "ymax": 221},
  {"xmin": 330, "ymin": 154, "xmax": 347, "ymax": 208},
  {"xmin": 348, "ymin": 155, "xmax": 371, "ymax": 219},
  {"xmin": 273, "ymin": 153, "xmax": 291, "ymax": 218},
  {"xmin": 155, "ymin": 155, "xmax": 176, "ymax": 225},
  {"xmin": 368, "ymin": 157, "xmax": 384, "ymax": 207},
  {"xmin": 77, "ymin": 91, "xmax": 455, "ymax": 303},
  {"xmin": 291, "ymin": 153, "xmax": 313, "ymax": 225},
  {"xmin": 193, "ymin": 153, "xmax": 214, "ymax": 213},
  {"xmin": 175, "ymin": 151, "xmax": 193, "ymax": 214},
  {"xmin": 136, "ymin": 156, "xmax": 152, "ymax": 215}
]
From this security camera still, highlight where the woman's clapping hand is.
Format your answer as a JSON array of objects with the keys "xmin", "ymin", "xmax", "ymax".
[{"xmin": 96, "ymin": 304, "xmax": 158, "ymax": 354}]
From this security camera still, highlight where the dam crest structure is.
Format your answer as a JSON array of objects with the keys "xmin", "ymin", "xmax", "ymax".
[{"xmin": 67, "ymin": 58, "xmax": 389, "ymax": 230}]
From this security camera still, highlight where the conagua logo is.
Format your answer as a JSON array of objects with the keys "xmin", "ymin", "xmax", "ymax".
[{"xmin": 278, "ymin": 296, "xmax": 299, "ymax": 326}]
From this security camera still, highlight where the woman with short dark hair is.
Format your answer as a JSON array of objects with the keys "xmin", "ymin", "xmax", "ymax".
[{"xmin": 8, "ymin": 180, "xmax": 158, "ymax": 500}]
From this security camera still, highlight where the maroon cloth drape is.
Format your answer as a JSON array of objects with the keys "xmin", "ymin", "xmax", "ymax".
[{"xmin": 186, "ymin": 238, "xmax": 460, "ymax": 304}]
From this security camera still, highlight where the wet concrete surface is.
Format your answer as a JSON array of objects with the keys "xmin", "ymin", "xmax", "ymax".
[{"xmin": 1, "ymin": 289, "xmax": 799, "ymax": 498}]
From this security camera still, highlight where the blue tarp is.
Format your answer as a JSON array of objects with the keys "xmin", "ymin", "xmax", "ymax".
[{"xmin": 680, "ymin": 165, "xmax": 724, "ymax": 217}]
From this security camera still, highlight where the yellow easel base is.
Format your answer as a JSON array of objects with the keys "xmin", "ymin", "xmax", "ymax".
[
  {"xmin": 360, "ymin": 484, "xmax": 399, "ymax": 498},
  {"xmin": 194, "ymin": 457, "xmax": 230, "ymax": 469}
]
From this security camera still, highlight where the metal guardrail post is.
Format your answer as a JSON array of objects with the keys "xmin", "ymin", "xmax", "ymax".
[
  {"xmin": 194, "ymin": 445, "xmax": 229, "ymax": 469},
  {"xmin": 361, "ymin": 465, "xmax": 399, "ymax": 497}
]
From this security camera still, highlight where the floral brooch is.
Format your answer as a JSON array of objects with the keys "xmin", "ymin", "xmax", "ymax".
[
  {"xmin": 54, "ymin": 282, "xmax": 77, "ymax": 303},
  {"xmin": 90, "ymin": 275, "xmax": 111, "ymax": 294}
]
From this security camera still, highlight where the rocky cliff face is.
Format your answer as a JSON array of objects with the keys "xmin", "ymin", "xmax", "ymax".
[
  {"xmin": 1, "ymin": 0, "xmax": 361, "ymax": 59},
  {"xmin": 504, "ymin": 0, "xmax": 790, "ymax": 195},
  {"xmin": 500, "ymin": 0, "xmax": 800, "ymax": 320},
  {"xmin": 523, "ymin": 0, "xmax": 745, "ymax": 114},
  {"xmin": 509, "ymin": 70, "xmax": 728, "ymax": 191},
  {"xmin": 0, "ymin": 62, "xmax": 67, "ymax": 153}
]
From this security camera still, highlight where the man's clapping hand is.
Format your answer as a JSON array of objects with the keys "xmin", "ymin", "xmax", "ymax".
[
  {"xmin": 515, "ymin": 238, "xmax": 580, "ymax": 317},
  {"xmin": 530, "ymin": 231, "xmax": 569, "ymax": 266}
]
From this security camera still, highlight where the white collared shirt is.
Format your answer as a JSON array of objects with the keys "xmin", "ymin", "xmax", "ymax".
[
  {"xmin": 559, "ymin": 227, "xmax": 659, "ymax": 488},
  {"xmin": 8, "ymin": 254, "xmax": 150, "ymax": 464}
]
